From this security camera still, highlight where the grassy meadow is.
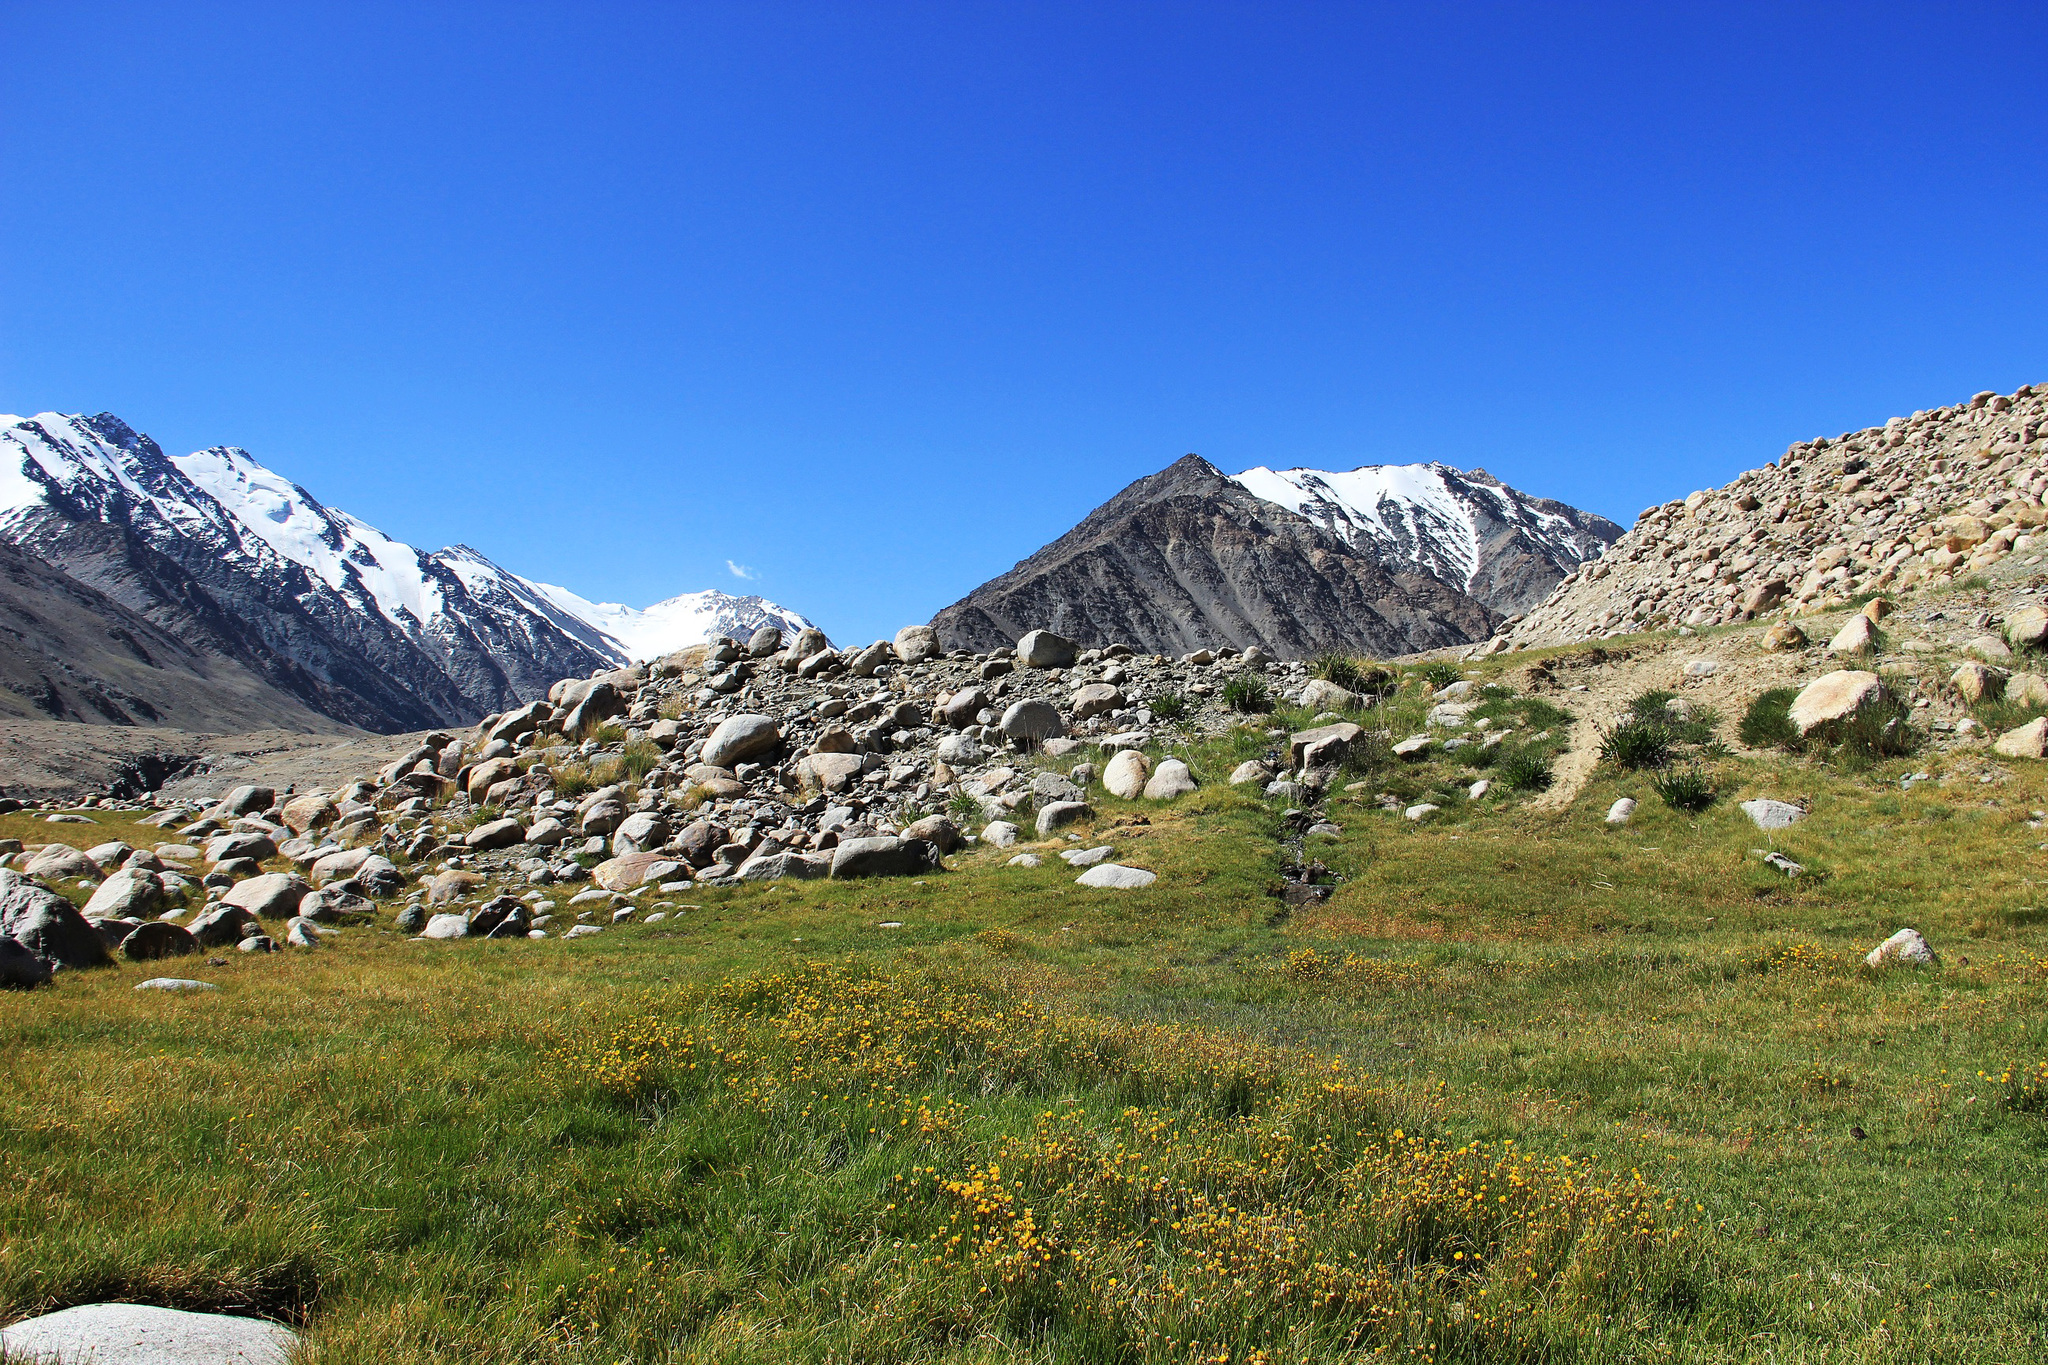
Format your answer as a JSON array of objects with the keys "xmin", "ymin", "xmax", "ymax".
[{"xmin": 2, "ymin": 665, "xmax": 2047, "ymax": 1363}]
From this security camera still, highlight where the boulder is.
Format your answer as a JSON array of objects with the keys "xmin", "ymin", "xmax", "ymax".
[
  {"xmin": 560, "ymin": 682, "xmax": 627, "ymax": 736},
  {"xmin": 1102, "ymin": 750, "xmax": 1151, "ymax": 799},
  {"xmin": 221, "ymin": 872, "xmax": 311, "ymax": 919},
  {"xmin": 1075, "ymin": 863, "xmax": 1156, "ymax": 889},
  {"xmin": 1016, "ymin": 629, "xmax": 1079, "ymax": 669},
  {"xmin": 422, "ymin": 913, "xmax": 470, "ymax": 940},
  {"xmin": 2007, "ymin": 673, "xmax": 2048, "ymax": 708},
  {"xmin": 1392, "ymin": 734, "xmax": 1433, "ymax": 761},
  {"xmin": 466, "ymin": 756, "xmax": 518, "ymax": 798},
  {"xmin": 2007, "ymin": 605, "xmax": 2048, "ymax": 651},
  {"xmin": 797, "ymin": 752, "xmax": 867, "ymax": 794},
  {"xmin": 1740, "ymin": 799, "xmax": 1805, "ymax": 830},
  {"xmin": 487, "ymin": 698, "xmax": 550, "ymax": 745},
  {"xmin": 350, "ymin": 855, "xmax": 405, "ymax": 898},
  {"xmin": 186, "ymin": 904, "xmax": 258, "ymax": 947},
  {"xmin": 811, "ymin": 726, "xmax": 859, "ymax": 754},
  {"xmin": 1865, "ymin": 927, "xmax": 1937, "ymax": 968},
  {"xmin": 279, "ymin": 793, "xmax": 339, "ymax": 833},
  {"xmin": 1007, "ymin": 853, "xmax": 1043, "ymax": 868},
  {"xmin": 580, "ymin": 800, "xmax": 625, "ymax": 836},
  {"xmin": 1288, "ymin": 722, "xmax": 1362, "ymax": 771},
  {"xmin": 1000, "ymin": 699, "xmax": 1067, "ymax": 745},
  {"xmin": 465, "ymin": 817, "xmax": 526, "ymax": 850},
  {"xmin": 429, "ymin": 869, "xmax": 485, "ymax": 904},
  {"xmin": 702, "ymin": 714, "xmax": 782, "ymax": 768},
  {"xmin": 748, "ymin": 625, "xmax": 784, "ymax": 657},
  {"xmin": 285, "ymin": 917, "xmax": 324, "ymax": 949},
  {"xmin": 1069, "ymin": 683, "xmax": 1126, "ymax": 721},
  {"xmin": 83, "ymin": 868, "xmax": 163, "ymax": 920},
  {"xmin": 1826, "ymin": 613, "xmax": 1877, "ymax": 656},
  {"xmin": 524, "ymin": 816, "xmax": 570, "ymax": 846},
  {"xmin": 1228, "ymin": 760, "xmax": 1273, "ymax": 786},
  {"xmin": 593, "ymin": 852, "xmax": 686, "ymax": 891},
  {"xmin": 981, "ymin": 821, "xmax": 1020, "ymax": 848},
  {"xmin": 1142, "ymin": 759, "xmax": 1197, "ymax": 801},
  {"xmin": 1060, "ymin": 845, "xmax": 1113, "ymax": 866},
  {"xmin": 210, "ymin": 786, "xmax": 275, "ymax": 818},
  {"xmin": 1404, "ymin": 803, "xmax": 1440, "ymax": 821},
  {"xmin": 297, "ymin": 887, "xmax": 375, "ymax": 923},
  {"xmin": 829, "ymin": 836, "xmax": 939, "ymax": 878},
  {"xmin": 1761, "ymin": 621, "xmax": 1807, "ymax": 651},
  {"xmin": 1298, "ymin": 679, "xmax": 1363, "ymax": 712},
  {"xmin": 132, "ymin": 977, "xmax": 217, "ymax": 991},
  {"xmin": 0, "ymin": 1304, "xmax": 296, "ymax": 1365},
  {"xmin": 1032, "ymin": 771, "xmax": 1085, "ymax": 805},
  {"xmin": 0, "ymin": 875, "xmax": 110, "ymax": 969},
  {"xmin": 737, "ymin": 850, "xmax": 832, "ymax": 881},
  {"xmin": 1035, "ymin": 801, "xmax": 1091, "ymax": 836},
  {"xmin": 1742, "ymin": 579, "xmax": 1790, "ymax": 617},
  {"xmin": 1787, "ymin": 670, "xmax": 1885, "ymax": 735},
  {"xmin": 22, "ymin": 844, "xmax": 101, "ymax": 881},
  {"xmin": 935, "ymin": 735, "xmax": 985, "ymax": 765},
  {"xmin": 894, "ymin": 624, "xmax": 941, "ymax": 664},
  {"xmin": 611, "ymin": 812, "xmax": 670, "ymax": 855},
  {"xmin": 1993, "ymin": 717, "xmax": 2048, "ymax": 759},
  {"xmin": 847, "ymin": 641, "xmax": 893, "ymax": 677},
  {"xmin": 0, "ymin": 936, "xmax": 52, "ymax": 988},
  {"xmin": 1951, "ymin": 661, "xmax": 2007, "ymax": 704},
  {"xmin": 204, "ymin": 831, "xmax": 278, "ymax": 864},
  {"xmin": 1605, "ymin": 797, "xmax": 1637, "ymax": 825},
  {"xmin": 902, "ymin": 815, "xmax": 962, "ymax": 852},
  {"xmin": 941, "ymin": 686, "xmax": 990, "ymax": 728}
]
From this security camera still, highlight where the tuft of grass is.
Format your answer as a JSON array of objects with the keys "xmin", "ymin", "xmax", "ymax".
[
  {"xmin": 1422, "ymin": 662, "xmax": 1462, "ymax": 691},
  {"xmin": 1600, "ymin": 720, "xmax": 1673, "ymax": 771},
  {"xmin": 1652, "ymin": 763, "xmax": 1717, "ymax": 812},
  {"xmin": 1309, "ymin": 654, "xmax": 1366, "ymax": 691},
  {"xmin": 1823, "ymin": 694, "xmax": 1921, "ymax": 769},
  {"xmin": 1627, "ymin": 689, "xmax": 1678, "ymax": 725},
  {"xmin": 1495, "ymin": 748, "xmax": 1554, "ymax": 792},
  {"xmin": 1220, "ymin": 672, "xmax": 1272, "ymax": 713},
  {"xmin": 549, "ymin": 762, "xmax": 595, "ymax": 799},
  {"xmin": 1738, "ymin": 687, "xmax": 1803, "ymax": 751},
  {"xmin": 1149, "ymin": 691, "xmax": 1190, "ymax": 723}
]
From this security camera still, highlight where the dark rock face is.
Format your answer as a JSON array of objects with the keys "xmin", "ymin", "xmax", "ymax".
[
  {"xmin": 930, "ymin": 456, "xmax": 1501, "ymax": 657},
  {"xmin": 0, "ymin": 414, "xmax": 612, "ymax": 732}
]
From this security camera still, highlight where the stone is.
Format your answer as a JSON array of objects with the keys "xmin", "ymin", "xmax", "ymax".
[
  {"xmin": 133, "ymin": 977, "xmax": 216, "ymax": 992},
  {"xmin": 1404, "ymin": 804, "xmax": 1440, "ymax": 821},
  {"xmin": 2006, "ymin": 673, "xmax": 2048, "ymax": 708},
  {"xmin": 524, "ymin": 816, "xmax": 570, "ymax": 846},
  {"xmin": 1102, "ymin": 750, "xmax": 1151, "ymax": 798},
  {"xmin": 737, "ymin": 851, "xmax": 832, "ymax": 881},
  {"xmin": 848, "ymin": 641, "xmax": 892, "ymax": 677},
  {"xmin": 579, "ymin": 800, "xmax": 625, "ymax": 836},
  {"xmin": 894, "ymin": 624, "xmax": 940, "ymax": 663},
  {"xmin": 205, "ymin": 831, "xmax": 278, "ymax": 864},
  {"xmin": 83, "ymin": 868, "xmax": 163, "ymax": 920},
  {"xmin": 1468, "ymin": 779, "xmax": 1491, "ymax": 800},
  {"xmin": 1288, "ymin": 722, "xmax": 1362, "ymax": 770},
  {"xmin": 2006, "ymin": 604, "xmax": 2048, "ymax": 650},
  {"xmin": 1142, "ymin": 759, "xmax": 1197, "ymax": 800},
  {"xmin": 829, "ymin": 836, "xmax": 939, "ymax": 878},
  {"xmin": 593, "ymin": 852, "xmax": 687, "ymax": 891},
  {"xmin": 1605, "ymin": 797, "xmax": 1637, "ymax": 825},
  {"xmin": 702, "ymin": 714, "xmax": 782, "ymax": 768},
  {"xmin": 1000, "ymin": 699, "xmax": 1067, "ymax": 745},
  {"xmin": 186, "ymin": 904, "xmax": 257, "ymax": 948},
  {"xmin": 1075, "ymin": 863, "xmax": 1156, "ymax": 889},
  {"xmin": 796, "ymin": 751, "xmax": 867, "ymax": 794},
  {"xmin": 0, "ymin": 875, "xmax": 110, "ymax": 969},
  {"xmin": 748, "ymin": 625, "xmax": 784, "ymax": 656},
  {"xmin": 1993, "ymin": 717, "xmax": 2048, "ymax": 759},
  {"xmin": 1682, "ymin": 660, "xmax": 1720, "ymax": 677},
  {"xmin": 422, "ymin": 913, "xmax": 470, "ymax": 940},
  {"xmin": 1951, "ymin": 662, "xmax": 2006, "ymax": 704},
  {"xmin": 1229, "ymin": 760, "xmax": 1274, "ymax": 787},
  {"xmin": 0, "ymin": 937, "xmax": 52, "ymax": 989},
  {"xmin": 22, "ymin": 844, "xmax": 101, "ymax": 881},
  {"xmin": 211, "ymin": 785, "xmax": 275, "ymax": 818},
  {"xmin": 1865, "ymin": 927, "xmax": 1938, "ymax": 968},
  {"xmin": 297, "ymin": 888, "xmax": 374, "ymax": 923},
  {"xmin": 119, "ymin": 920, "xmax": 197, "ymax": 961},
  {"xmin": 1060, "ymin": 846, "xmax": 1114, "ymax": 867},
  {"xmin": 394, "ymin": 903, "xmax": 428, "ymax": 933},
  {"xmin": 1967, "ymin": 634, "xmax": 2014, "ymax": 663},
  {"xmin": 1826, "ymin": 614, "xmax": 1877, "ymax": 656},
  {"xmin": 309, "ymin": 846, "xmax": 374, "ymax": 884},
  {"xmin": 934, "ymin": 734, "xmax": 985, "ymax": 766},
  {"xmin": 1742, "ymin": 579, "xmax": 1790, "ymax": 617},
  {"xmin": 1035, "ymin": 801, "xmax": 1091, "ymax": 836},
  {"xmin": 353, "ymin": 855, "xmax": 405, "ymax": 898},
  {"xmin": 1740, "ymin": 799, "xmax": 1805, "ymax": 830},
  {"xmin": 981, "ymin": 821, "xmax": 1020, "ymax": 848},
  {"xmin": 1759, "ymin": 850, "xmax": 1805, "ymax": 877},
  {"xmin": 465, "ymin": 817, "xmax": 526, "ymax": 850},
  {"xmin": 1787, "ymin": 671, "xmax": 1885, "ymax": 735},
  {"xmin": 941, "ymin": 686, "xmax": 989, "ymax": 728},
  {"xmin": 1392, "ymin": 734, "xmax": 1433, "ymax": 761},
  {"xmin": 1069, "ymin": 683, "xmax": 1126, "ymax": 721},
  {"xmin": 238, "ymin": 934, "xmax": 277, "ymax": 953},
  {"xmin": 1006, "ymin": 853, "xmax": 1042, "ymax": 868},
  {"xmin": 811, "ymin": 725, "xmax": 859, "ymax": 754},
  {"xmin": 612, "ymin": 812, "xmax": 670, "ymax": 855},
  {"xmin": 0, "ymin": 1303, "xmax": 297, "ymax": 1365},
  {"xmin": 284, "ymin": 916, "xmax": 324, "ymax": 949},
  {"xmin": 1016, "ymin": 629, "xmax": 1078, "ymax": 669},
  {"xmin": 902, "ymin": 815, "xmax": 962, "ymax": 852},
  {"xmin": 1298, "ymin": 679, "xmax": 1363, "ymax": 712},
  {"xmin": 1761, "ymin": 622, "xmax": 1807, "ymax": 651},
  {"xmin": 429, "ymin": 869, "xmax": 485, "ymax": 904},
  {"xmin": 1032, "ymin": 771, "xmax": 1085, "ymax": 805},
  {"xmin": 466, "ymin": 756, "xmax": 518, "ymax": 798},
  {"xmin": 280, "ymin": 793, "xmax": 338, "ymax": 833},
  {"xmin": 221, "ymin": 872, "xmax": 310, "ymax": 919}
]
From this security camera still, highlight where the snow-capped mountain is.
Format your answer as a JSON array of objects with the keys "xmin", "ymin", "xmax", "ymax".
[
  {"xmin": 0, "ymin": 412, "xmax": 822, "ymax": 731},
  {"xmin": 1230, "ymin": 462, "xmax": 1622, "ymax": 614}
]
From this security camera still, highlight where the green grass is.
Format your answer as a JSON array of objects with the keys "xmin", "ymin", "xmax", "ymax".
[{"xmin": 5, "ymin": 703, "xmax": 2048, "ymax": 1361}]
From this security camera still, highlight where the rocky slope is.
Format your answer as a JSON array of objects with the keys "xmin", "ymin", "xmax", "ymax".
[
  {"xmin": 930, "ymin": 455, "xmax": 1501, "ymax": 657},
  {"xmin": 1496, "ymin": 383, "xmax": 2048, "ymax": 650},
  {"xmin": 0, "ymin": 412, "xmax": 820, "ymax": 731},
  {"xmin": 1231, "ymin": 462, "xmax": 1620, "ymax": 614}
]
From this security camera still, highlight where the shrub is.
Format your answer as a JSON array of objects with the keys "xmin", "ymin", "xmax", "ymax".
[
  {"xmin": 1150, "ymin": 691, "xmax": 1190, "ymax": 722},
  {"xmin": 1627, "ymin": 689, "xmax": 1678, "ymax": 725},
  {"xmin": 1310, "ymin": 654, "xmax": 1366, "ymax": 691},
  {"xmin": 1496, "ymin": 748, "xmax": 1554, "ymax": 792},
  {"xmin": 1422, "ymin": 662, "xmax": 1462, "ymax": 691},
  {"xmin": 1221, "ymin": 672, "xmax": 1272, "ymax": 713},
  {"xmin": 620, "ymin": 739, "xmax": 662, "ymax": 783},
  {"xmin": 1600, "ymin": 720, "xmax": 1673, "ymax": 771},
  {"xmin": 1738, "ymin": 688, "xmax": 1803, "ymax": 751},
  {"xmin": 551, "ymin": 762, "xmax": 595, "ymax": 799},
  {"xmin": 1652, "ymin": 764, "xmax": 1717, "ymax": 812}
]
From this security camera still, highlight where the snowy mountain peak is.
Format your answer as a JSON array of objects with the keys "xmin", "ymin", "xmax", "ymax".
[{"xmin": 1230, "ymin": 460, "xmax": 1622, "ymax": 613}]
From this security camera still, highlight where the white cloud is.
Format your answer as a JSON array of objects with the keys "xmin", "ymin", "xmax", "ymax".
[{"xmin": 726, "ymin": 560, "xmax": 757, "ymax": 581}]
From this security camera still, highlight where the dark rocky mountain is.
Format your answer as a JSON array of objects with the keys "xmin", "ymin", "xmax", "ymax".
[
  {"xmin": 929, "ymin": 455, "xmax": 1502, "ymax": 657},
  {"xmin": 0, "ymin": 412, "xmax": 821, "ymax": 733},
  {"xmin": 0, "ymin": 534, "xmax": 342, "ymax": 732}
]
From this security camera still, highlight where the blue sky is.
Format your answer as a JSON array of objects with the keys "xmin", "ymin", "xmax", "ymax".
[{"xmin": 4, "ymin": 2, "xmax": 2044, "ymax": 644}]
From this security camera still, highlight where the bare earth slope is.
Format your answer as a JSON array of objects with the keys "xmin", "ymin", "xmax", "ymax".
[{"xmin": 930, "ymin": 455, "xmax": 1498, "ymax": 656}]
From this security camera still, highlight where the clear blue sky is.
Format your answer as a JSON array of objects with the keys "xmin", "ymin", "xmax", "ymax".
[{"xmin": 4, "ymin": 2, "xmax": 2044, "ymax": 644}]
